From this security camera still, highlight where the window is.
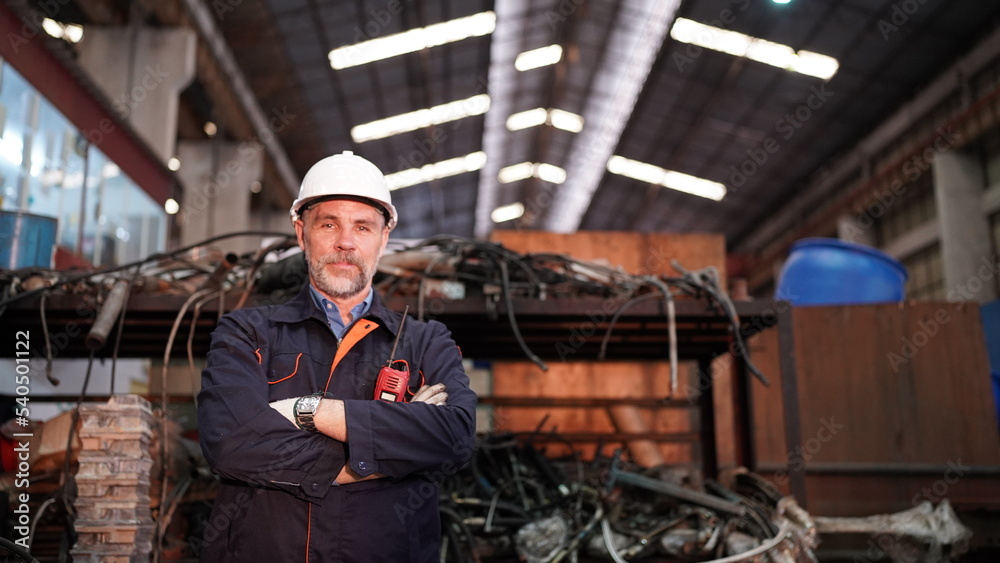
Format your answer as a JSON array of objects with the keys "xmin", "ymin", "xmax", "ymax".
[
  {"xmin": 875, "ymin": 174, "xmax": 936, "ymax": 248},
  {"xmin": 0, "ymin": 62, "xmax": 165, "ymax": 267},
  {"xmin": 901, "ymin": 243, "xmax": 944, "ymax": 301}
]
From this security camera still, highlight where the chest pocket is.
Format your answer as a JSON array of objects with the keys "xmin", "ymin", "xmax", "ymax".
[
  {"xmin": 267, "ymin": 351, "xmax": 303, "ymax": 384},
  {"xmin": 260, "ymin": 321, "xmax": 339, "ymax": 392},
  {"xmin": 265, "ymin": 351, "xmax": 331, "ymax": 390}
]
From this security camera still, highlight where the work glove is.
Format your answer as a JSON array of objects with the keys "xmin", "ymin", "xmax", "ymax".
[{"xmin": 411, "ymin": 383, "xmax": 448, "ymax": 405}]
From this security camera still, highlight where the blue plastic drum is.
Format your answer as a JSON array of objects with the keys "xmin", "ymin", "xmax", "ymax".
[
  {"xmin": 775, "ymin": 238, "xmax": 908, "ymax": 306},
  {"xmin": 0, "ymin": 210, "xmax": 58, "ymax": 269}
]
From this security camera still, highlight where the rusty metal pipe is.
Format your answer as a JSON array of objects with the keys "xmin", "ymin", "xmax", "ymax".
[
  {"xmin": 610, "ymin": 468, "xmax": 746, "ymax": 516},
  {"xmin": 608, "ymin": 405, "xmax": 666, "ymax": 468},
  {"xmin": 85, "ymin": 279, "xmax": 130, "ymax": 350},
  {"xmin": 199, "ymin": 252, "xmax": 239, "ymax": 291}
]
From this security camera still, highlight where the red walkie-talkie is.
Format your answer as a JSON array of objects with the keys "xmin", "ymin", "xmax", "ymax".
[{"xmin": 374, "ymin": 307, "xmax": 410, "ymax": 402}]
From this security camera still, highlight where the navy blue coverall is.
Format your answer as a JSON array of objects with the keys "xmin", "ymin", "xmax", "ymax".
[{"xmin": 197, "ymin": 286, "xmax": 477, "ymax": 562}]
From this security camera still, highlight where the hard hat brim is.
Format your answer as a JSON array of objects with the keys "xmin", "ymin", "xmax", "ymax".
[{"xmin": 292, "ymin": 194, "xmax": 396, "ymax": 229}]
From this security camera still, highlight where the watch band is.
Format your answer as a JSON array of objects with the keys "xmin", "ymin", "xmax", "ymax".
[{"xmin": 293, "ymin": 393, "xmax": 328, "ymax": 433}]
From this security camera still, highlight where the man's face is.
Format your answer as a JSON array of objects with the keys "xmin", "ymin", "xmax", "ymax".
[{"xmin": 294, "ymin": 199, "xmax": 389, "ymax": 301}]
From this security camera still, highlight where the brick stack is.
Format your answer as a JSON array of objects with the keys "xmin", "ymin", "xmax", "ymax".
[{"xmin": 71, "ymin": 394, "xmax": 156, "ymax": 563}]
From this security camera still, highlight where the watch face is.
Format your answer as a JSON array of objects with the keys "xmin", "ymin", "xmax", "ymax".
[
  {"xmin": 295, "ymin": 395, "xmax": 323, "ymax": 432},
  {"xmin": 300, "ymin": 395, "xmax": 321, "ymax": 413}
]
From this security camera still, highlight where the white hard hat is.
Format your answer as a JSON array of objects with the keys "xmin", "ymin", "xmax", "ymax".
[{"xmin": 289, "ymin": 151, "xmax": 398, "ymax": 230}]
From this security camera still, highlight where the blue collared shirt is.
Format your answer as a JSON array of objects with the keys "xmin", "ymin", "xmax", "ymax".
[{"xmin": 309, "ymin": 285, "xmax": 374, "ymax": 340}]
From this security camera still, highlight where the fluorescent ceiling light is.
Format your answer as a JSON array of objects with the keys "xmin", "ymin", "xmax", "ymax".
[
  {"xmin": 791, "ymin": 50, "xmax": 840, "ymax": 81},
  {"xmin": 662, "ymin": 171, "xmax": 727, "ymax": 201},
  {"xmin": 536, "ymin": 163, "xmax": 567, "ymax": 184},
  {"xmin": 514, "ymin": 44, "xmax": 563, "ymax": 71},
  {"xmin": 330, "ymin": 11, "xmax": 496, "ymax": 70},
  {"xmin": 607, "ymin": 156, "xmax": 663, "ymax": 184},
  {"xmin": 491, "ymin": 202, "xmax": 525, "ymax": 223},
  {"xmin": 385, "ymin": 151, "xmax": 486, "ymax": 190},
  {"xmin": 506, "ymin": 108, "xmax": 584, "ymax": 133},
  {"xmin": 549, "ymin": 109, "xmax": 584, "ymax": 133},
  {"xmin": 498, "ymin": 162, "xmax": 566, "ymax": 184},
  {"xmin": 497, "ymin": 162, "xmax": 535, "ymax": 184},
  {"xmin": 607, "ymin": 155, "xmax": 726, "ymax": 201},
  {"xmin": 670, "ymin": 18, "xmax": 838, "ymax": 80},
  {"xmin": 506, "ymin": 108, "xmax": 547, "ymax": 131},
  {"xmin": 746, "ymin": 40, "xmax": 795, "ymax": 69},
  {"xmin": 351, "ymin": 94, "xmax": 490, "ymax": 143}
]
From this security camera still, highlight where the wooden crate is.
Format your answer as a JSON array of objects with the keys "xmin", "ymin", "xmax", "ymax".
[
  {"xmin": 749, "ymin": 302, "xmax": 1000, "ymax": 515},
  {"xmin": 491, "ymin": 230, "xmax": 726, "ymax": 283},
  {"xmin": 491, "ymin": 360, "xmax": 700, "ymax": 464},
  {"xmin": 486, "ymin": 231, "xmax": 728, "ymax": 466}
]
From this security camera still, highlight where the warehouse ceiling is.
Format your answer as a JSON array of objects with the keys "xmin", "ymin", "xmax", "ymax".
[{"xmin": 46, "ymin": 0, "xmax": 1000, "ymax": 248}]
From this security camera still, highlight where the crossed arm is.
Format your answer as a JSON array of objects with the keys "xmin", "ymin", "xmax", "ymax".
[
  {"xmin": 269, "ymin": 383, "xmax": 449, "ymax": 483},
  {"xmin": 201, "ymin": 314, "xmax": 475, "ymax": 497}
]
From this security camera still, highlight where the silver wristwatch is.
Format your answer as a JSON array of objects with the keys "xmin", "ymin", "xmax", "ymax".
[{"xmin": 293, "ymin": 393, "xmax": 325, "ymax": 433}]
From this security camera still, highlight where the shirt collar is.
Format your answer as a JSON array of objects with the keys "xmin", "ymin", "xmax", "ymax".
[
  {"xmin": 309, "ymin": 283, "xmax": 375, "ymax": 319},
  {"xmin": 309, "ymin": 285, "xmax": 374, "ymax": 334},
  {"xmin": 271, "ymin": 284, "xmax": 400, "ymax": 336}
]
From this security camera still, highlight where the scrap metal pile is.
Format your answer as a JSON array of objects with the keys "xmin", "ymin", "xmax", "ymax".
[
  {"xmin": 439, "ymin": 433, "xmax": 819, "ymax": 562},
  {"xmin": 1, "ymin": 232, "xmax": 767, "ymax": 392},
  {"xmin": 438, "ymin": 434, "xmax": 973, "ymax": 563},
  {"xmin": 2, "ymin": 231, "xmax": 742, "ymax": 314},
  {"xmin": 371, "ymin": 235, "xmax": 769, "ymax": 389}
]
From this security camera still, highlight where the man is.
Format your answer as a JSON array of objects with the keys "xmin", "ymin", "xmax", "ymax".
[{"xmin": 197, "ymin": 151, "xmax": 477, "ymax": 562}]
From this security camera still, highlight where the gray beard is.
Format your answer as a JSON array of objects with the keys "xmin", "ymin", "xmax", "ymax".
[{"xmin": 308, "ymin": 251, "xmax": 374, "ymax": 299}]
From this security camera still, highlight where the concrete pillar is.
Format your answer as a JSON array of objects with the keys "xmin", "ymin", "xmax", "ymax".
[
  {"xmin": 933, "ymin": 149, "xmax": 997, "ymax": 303},
  {"xmin": 837, "ymin": 213, "xmax": 877, "ymax": 246},
  {"xmin": 176, "ymin": 141, "xmax": 263, "ymax": 256},
  {"xmin": 77, "ymin": 26, "xmax": 196, "ymax": 163}
]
